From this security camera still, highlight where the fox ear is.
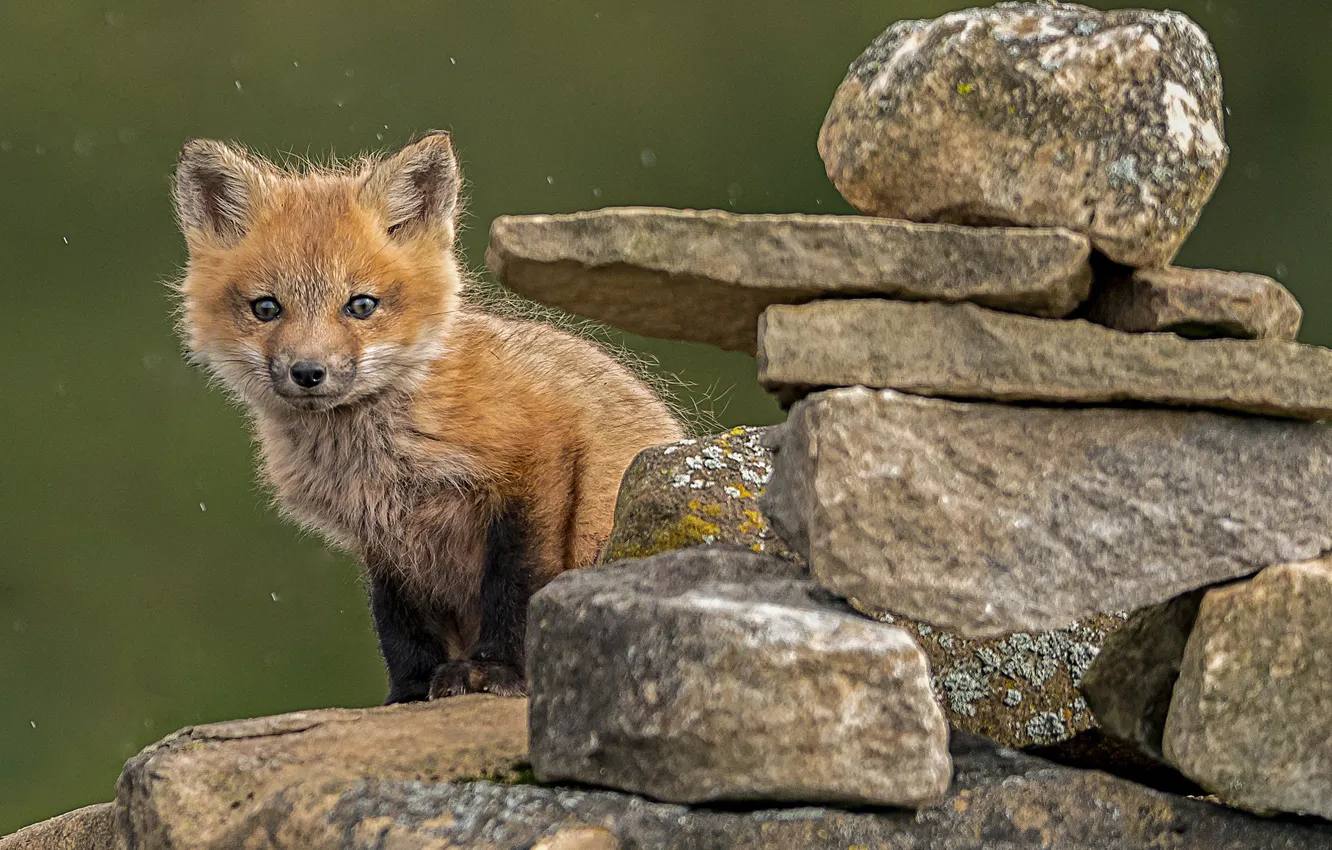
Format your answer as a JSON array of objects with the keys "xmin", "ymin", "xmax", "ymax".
[
  {"xmin": 173, "ymin": 140, "xmax": 262, "ymax": 246},
  {"xmin": 362, "ymin": 131, "xmax": 461, "ymax": 241}
]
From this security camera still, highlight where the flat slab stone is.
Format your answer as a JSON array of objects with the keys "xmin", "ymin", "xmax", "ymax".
[
  {"xmin": 0, "ymin": 803, "xmax": 120, "ymax": 850},
  {"xmin": 758, "ymin": 299, "xmax": 1332, "ymax": 419},
  {"xmin": 528, "ymin": 548, "xmax": 951, "ymax": 807},
  {"xmin": 1164, "ymin": 558, "xmax": 1332, "ymax": 819},
  {"xmin": 106, "ymin": 688, "xmax": 1332, "ymax": 848},
  {"xmin": 760, "ymin": 387, "xmax": 1332, "ymax": 637},
  {"xmin": 818, "ymin": 4, "xmax": 1226, "ymax": 267},
  {"xmin": 487, "ymin": 207, "xmax": 1093, "ymax": 353},
  {"xmin": 1086, "ymin": 267, "xmax": 1302, "ymax": 341}
]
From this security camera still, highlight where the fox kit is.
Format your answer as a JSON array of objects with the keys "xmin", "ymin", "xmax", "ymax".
[{"xmin": 172, "ymin": 132, "xmax": 682, "ymax": 701}]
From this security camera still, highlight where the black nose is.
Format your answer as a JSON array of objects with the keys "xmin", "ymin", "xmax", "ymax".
[{"xmin": 289, "ymin": 361, "xmax": 327, "ymax": 389}]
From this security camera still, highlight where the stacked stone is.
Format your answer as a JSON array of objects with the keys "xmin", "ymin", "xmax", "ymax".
[{"xmin": 485, "ymin": 0, "xmax": 1332, "ymax": 838}]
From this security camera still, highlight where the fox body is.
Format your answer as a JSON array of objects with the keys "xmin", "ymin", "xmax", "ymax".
[{"xmin": 172, "ymin": 133, "xmax": 682, "ymax": 701}]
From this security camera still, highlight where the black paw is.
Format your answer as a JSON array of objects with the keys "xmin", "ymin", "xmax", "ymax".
[{"xmin": 428, "ymin": 660, "xmax": 528, "ymax": 699}]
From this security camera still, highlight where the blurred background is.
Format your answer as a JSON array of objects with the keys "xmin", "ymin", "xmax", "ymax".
[{"xmin": 0, "ymin": 0, "xmax": 1325, "ymax": 832}]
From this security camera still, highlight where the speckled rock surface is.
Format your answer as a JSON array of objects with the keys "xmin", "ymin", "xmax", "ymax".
[
  {"xmin": 120, "ymin": 736, "xmax": 1332, "ymax": 849},
  {"xmin": 818, "ymin": 3, "xmax": 1227, "ymax": 267},
  {"xmin": 762, "ymin": 387, "xmax": 1332, "ymax": 638},
  {"xmin": 856, "ymin": 601, "xmax": 1125, "ymax": 748},
  {"xmin": 601, "ymin": 426, "xmax": 798, "ymax": 564},
  {"xmin": 1082, "ymin": 590, "xmax": 1206, "ymax": 760},
  {"xmin": 529, "ymin": 548, "xmax": 951, "ymax": 807},
  {"xmin": 487, "ymin": 207, "xmax": 1093, "ymax": 353},
  {"xmin": 116, "ymin": 695, "xmax": 530, "ymax": 850},
  {"xmin": 1165, "ymin": 558, "xmax": 1332, "ymax": 818},
  {"xmin": 0, "ymin": 803, "xmax": 121, "ymax": 850},
  {"xmin": 758, "ymin": 299, "xmax": 1332, "ymax": 419},
  {"xmin": 1086, "ymin": 267, "xmax": 1302, "ymax": 341},
  {"xmin": 531, "ymin": 825, "xmax": 621, "ymax": 850}
]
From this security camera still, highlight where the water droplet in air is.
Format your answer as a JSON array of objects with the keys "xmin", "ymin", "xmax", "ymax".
[
  {"xmin": 592, "ymin": 187, "xmax": 602, "ymax": 198},
  {"xmin": 271, "ymin": 592, "xmax": 281, "ymax": 602},
  {"xmin": 546, "ymin": 176, "xmax": 554, "ymax": 184},
  {"xmin": 234, "ymin": 80, "xmax": 243, "ymax": 91},
  {"xmin": 640, "ymin": 148, "xmax": 657, "ymax": 168},
  {"xmin": 199, "ymin": 503, "xmax": 207, "ymax": 512}
]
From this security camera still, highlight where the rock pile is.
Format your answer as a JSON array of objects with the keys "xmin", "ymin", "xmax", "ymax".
[{"xmin": 10, "ymin": 3, "xmax": 1332, "ymax": 848}]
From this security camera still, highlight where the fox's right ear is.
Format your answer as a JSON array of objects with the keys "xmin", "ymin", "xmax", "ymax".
[{"xmin": 172, "ymin": 140, "xmax": 262, "ymax": 247}]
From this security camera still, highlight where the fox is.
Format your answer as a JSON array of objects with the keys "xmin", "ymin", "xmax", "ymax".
[{"xmin": 171, "ymin": 131, "xmax": 683, "ymax": 702}]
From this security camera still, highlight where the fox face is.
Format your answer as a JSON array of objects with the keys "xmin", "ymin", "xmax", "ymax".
[{"xmin": 173, "ymin": 133, "xmax": 463, "ymax": 413}]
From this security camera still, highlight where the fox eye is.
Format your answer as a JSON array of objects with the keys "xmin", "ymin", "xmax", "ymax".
[
  {"xmin": 250, "ymin": 296, "xmax": 282, "ymax": 322},
  {"xmin": 345, "ymin": 295, "xmax": 379, "ymax": 319}
]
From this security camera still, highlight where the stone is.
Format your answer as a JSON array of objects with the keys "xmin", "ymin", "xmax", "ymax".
[
  {"xmin": 757, "ymin": 299, "xmax": 1332, "ymax": 419},
  {"xmin": 818, "ymin": 3, "xmax": 1226, "ymax": 267},
  {"xmin": 600, "ymin": 426, "xmax": 799, "ymax": 564},
  {"xmin": 855, "ymin": 601, "xmax": 1125, "ymax": 748},
  {"xmin": 0, "ymin": 803, "xmax": 121, "ymax": 850},
  {"xmin": 1085, "ymin": 267, "xmax": 1302, "ymax": 341},
  {"xmin": 116, "ymin": 695, "xmax": 529, "ymax": 850},
  {"xmin": 487, "ymin": 207, "xmax": 1093, "ymax": 354},
  {"xmin": 1164, "ymin": 558, "xmax": 1332, "ymax": 818},
  {"xmin": 528, "ymin": 547, "xmax": 951, "ymax": 807},
  {"xmin": 761, "ymin": 387, "xmax": 1332, "ymax": 638},
  {"xmin": 106, "ymin": 693, "xmax": 1332, "ymax": 848},
  {"xmin": 532, "ymin": 825, "xmax": 621, "ymax": 850},
  {"xmin": 1081, "ymin": 590, "xmax": 1206, "ymax": 760}
]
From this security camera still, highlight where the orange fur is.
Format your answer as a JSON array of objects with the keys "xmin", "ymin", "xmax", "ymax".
[{"xmin": 172, "ymin": 133, "xmax": 682, "ymax": 675}]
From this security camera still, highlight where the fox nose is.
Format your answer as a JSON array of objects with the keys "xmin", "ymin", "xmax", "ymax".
[{"xmin": 289, "ymin": 361, "xmax": 327, "ymax": 389}]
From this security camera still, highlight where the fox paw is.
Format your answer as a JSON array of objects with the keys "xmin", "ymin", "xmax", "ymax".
[{"xmin": 428, "ymin": 660, "xmax": 528, "ymax": 699}]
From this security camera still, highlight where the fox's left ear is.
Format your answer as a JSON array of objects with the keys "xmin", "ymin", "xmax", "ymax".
[{"xmin": 362, "ymin": 131, "xmax": 461, "ymax": 241}]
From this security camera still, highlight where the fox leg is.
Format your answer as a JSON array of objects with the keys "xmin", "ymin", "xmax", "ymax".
[
  {"xmin": 429, "ymin": 501, "xmax": 532, "ymax": 699},
  {"xmin": 369, "ymin": 571, "xmax": 449, "ymax": 704}
]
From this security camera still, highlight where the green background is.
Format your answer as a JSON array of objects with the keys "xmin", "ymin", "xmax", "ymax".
[{"xmin": 0, "ymin": 0, "xmax": 1325, "ymax": 832}]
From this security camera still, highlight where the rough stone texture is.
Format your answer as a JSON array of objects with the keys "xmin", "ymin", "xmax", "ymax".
[
  {"xmin": 601, "ymin": 426, "xmax": 799, "ymax": 564},
  {"xmin": 528, "ymin": 548, "xmax": 951, "ymax": 807},
  {"xmin": 761, "ymin": 387, "xmax": 1332, "ymax": 638},
  {"xmin": 758, "ymin": 299, "xmax": 1332, "ymax": 420},
  {"xmin": 123, "ymin": 736, "xmax": 1332, "ymax": 849},
  {"xmin": 532, "ymin": 825, "xmax": 621, "ymax": 850},
  {"xmin": 1164, "ymin": 558, "xmax": 1332, "ymax": 818},
  {"xmin": 116, "ymin": 695, "xmax": 529, "ymax": 850},
  {"xmin": 95, "ymin": 690, "xmax": 1332, "ymax": 848},
  {"xmin": 0, "ymin": 803, "xmax": 121, "ymax": 850},
  {"xmin": 818, "ymin": 3, "xmax": 1227, "ymax": 267},
  {"xmin": 1086, "ymin": 266, "xmax": 1303, "ymax": 341},
  {"xmin": 856, "ymin": 601, "xmax": 1125, "ymax": 748},
  {"xmin": 487, "ymin": 207, "xmax": 1093, "ymax": 353},
  {"xmin": 1081, "ymin": 590, "xmax": 1206, "ymax": 760}
]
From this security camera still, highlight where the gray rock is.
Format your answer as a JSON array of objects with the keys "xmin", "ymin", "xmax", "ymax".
[
  {"xmin": 1081, "ymin": 590, "xmax": 1206, "ymax": 760},
  {"xmin": 109, "ymin": 688, "xmax": 1332, "ymax": 849},
  {"xmin": 600, "ymin": 426, "xmax": 799, "ymax": 564},
  {"xmin": 487, "ymin": 207, "xmax": 1093, "ymax": 353},
  {"xmin": 0, "ymin": 804, "xmax": 121, "ymax": 850},
  {"xmin": 527, "ymin": 548, "xmax": 951, "ymax": 807},
  {"xmin": 1164, "ymin": 558, "xmax": 1332, "ymax": 818},
  {"xmin": 251, "ymin": 736, "xmax": 1332, "ymax": 849},
  {"xmin": 818, "ymin": 3, "xmax": 1226, "ymax": 267},
  {"xmin": 757, "ymin": 299, "xmax": 1332, "ymax": 420},
  {"xmin": 856, "ymin": 602, "xmax": 1125, "ymax": 748},
  {"xmin": 1086, "ymin": 267, "xmax": 1302, "ymax": 341},
  {"xmin": 761, "ymin": 387, "xmax": 1332, "ymax": 637}
]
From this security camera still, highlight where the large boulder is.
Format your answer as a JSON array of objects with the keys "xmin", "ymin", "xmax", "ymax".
[
  {"xmin": 857, "ymin": 603, "xmax": 1124, "ymax": 748},
  {"xmin": 0, "ymin": 804, "xmax": 120, "ymax": 850},
  {"xmin": 528, "ymin": 548, "xmax": 951, "ymax": 807},
  {"xmin": 818, "ymin": 3, "xmax": 1227, "ymax": 267},
  {"xmin": 600, "ymin": 426, "xmax": 798, "ymax": 564},
  {"xmin": 1164, "ymin": 558, "xmax": 1332, "ymax": 818},
  {"xmin": 487, "ymin": 207, "xmax": 1093, "ymax": 353},
  {"xmin": 758, "ymin": 299, "xmax": 1332, "ymax": 419},
  {"xmin": 761, "ymin": 387, "xmax": 1332, "ymax": 637},
  {"xmin": 1084, "ymin": 267, "xmax": 1302, "ymax": 341}
]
